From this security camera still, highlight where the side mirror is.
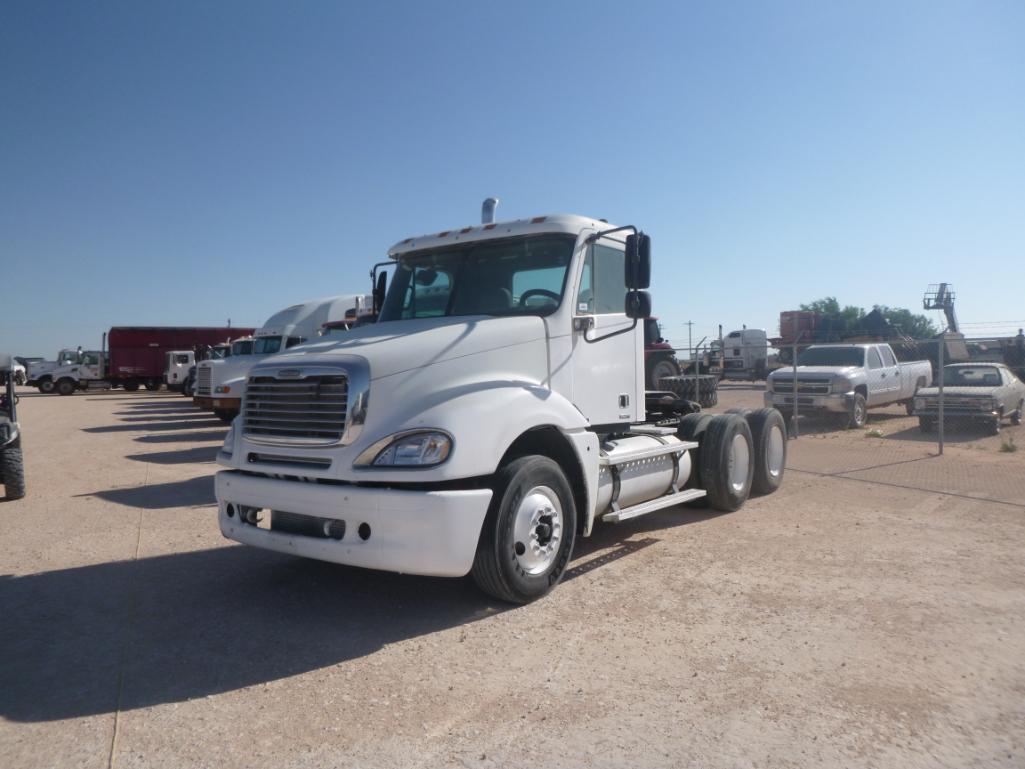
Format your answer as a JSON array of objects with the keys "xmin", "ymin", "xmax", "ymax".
[
  {"xmin": 625, "ymin": 290, "xmax": 651, "ymax": 319},
  {"xmin": 373, "ymin": 271, "xmax": 387, "ymax": 314},
  {"xmin": 624, "ymin": 233, "xmax": 651, "ymax": 289}
]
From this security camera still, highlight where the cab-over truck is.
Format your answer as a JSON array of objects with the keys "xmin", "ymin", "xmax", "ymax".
[{"xmin": 215, "ymin": 211, "xmax": 787, "ymax": 603}]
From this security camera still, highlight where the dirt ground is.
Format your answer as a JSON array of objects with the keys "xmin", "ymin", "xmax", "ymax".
[{"xmin": 2, "ymin": 384, "xmax": 1024, "ymax": 769}]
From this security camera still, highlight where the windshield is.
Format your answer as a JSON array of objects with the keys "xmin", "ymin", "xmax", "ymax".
[
  {"xmin": 797, "ymin": 347, "xmax": 865, "ymax": 367},
  {"xmin": 253, "ymin": 336, "xmax": 282, "ymax": 355},
  {"xmin": 944, "ymin": 367, "xmax": 1002, "ymax": 387},
  {"xmin": 230, "ymin": 340, "xmax": 253, "ymax": 356},
  {"xmin": 379, "ymin": 235, "xmax": 576, "ymax": 322},
  {"xmin": 58, "ymin": 351, "xmax": 81, "ymax": 364}
]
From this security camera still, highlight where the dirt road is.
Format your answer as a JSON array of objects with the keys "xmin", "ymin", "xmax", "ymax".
[{"xmin": 2, "ymin": 387, "xmax": 1024, "ymax": 768}]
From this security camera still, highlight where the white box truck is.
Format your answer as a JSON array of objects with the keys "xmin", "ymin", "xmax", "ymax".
[{"xmin": 214, "ymin": 208, "xmax": 787, "ymax": 603}]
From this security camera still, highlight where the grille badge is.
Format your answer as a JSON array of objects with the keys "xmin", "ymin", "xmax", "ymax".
[{"xmin": 277, "ymin": 369, "xmax": 302, "ymax": 379}]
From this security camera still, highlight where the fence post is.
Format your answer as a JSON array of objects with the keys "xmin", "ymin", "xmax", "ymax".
[
  {"xmin": 937, "ymin": 338, "xmax": 944, "ymax": 455},
  {"xmin": 791, "ymin": 341, "xmax": 799, "ymax": 438}
]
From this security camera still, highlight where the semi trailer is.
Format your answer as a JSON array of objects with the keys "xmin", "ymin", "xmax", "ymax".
[{"xmin": 214, "ymin": 207, "xmax": 787, "ymax": 604}]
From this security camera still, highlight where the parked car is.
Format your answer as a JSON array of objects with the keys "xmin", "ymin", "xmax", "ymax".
[
  {"xmin": 1, "ymin": 355, "xmax": 26, "ymax": 499},
  {"xmin": 765, "ymin": 343, "xmax": 932, "ymax": 428},
  {"xmin": 914, "ymin": 363, "xmax": 1025, "ymax": 435}
]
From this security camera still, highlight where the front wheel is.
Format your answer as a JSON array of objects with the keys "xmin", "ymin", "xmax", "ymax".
[
  {"xmin": 1, "ymin": 440, "xmax": 26, "ymax": 500},
  {"xmin": 38, "ymin": 378, "xmax": 54, "ymax": 394},
  {"xmin": 123, "ymin": 380, "xmax": 140, "ymax": 392},
  {"xmin": 1012, "ymin": 401, "xmax": 1023, "ymax": 426},
  {"xmin": 213, "ymin": 409, "xmax": 237, "ymax": 424},
  {"xmin": 646, "ymin": 355, "xmax": 681, "ymax": 389},
  {"xmin": 846, "ymin": 393, "xmax": 868, "ymax": 429},
  {"xmin": 144, "ymin": 380, "xmax": 161, "ymax": 391},
  {"xmin": 471, "ymin": 455, "xmax": 577, "ymax": 604}
]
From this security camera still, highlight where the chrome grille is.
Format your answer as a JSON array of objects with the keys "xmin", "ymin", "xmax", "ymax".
[
  {"xmin": 197, "ymin": 366, "xmax": 212, "ymax": 396},
  {"xmin": 774, "ymin": 378, "xmax": 831, "ymax": 395},
  {"xmin": 921, "ymin": 397, "xmax": 990, "ymax": 411},
  {"xmin": 242, "ymin": 372, "xmax": 348, "ymax": 444}
]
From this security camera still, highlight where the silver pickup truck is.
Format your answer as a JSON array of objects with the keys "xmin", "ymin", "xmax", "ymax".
[{"xmin": 765, "ymin": 343, "xmax": 932, "ymax": 428}]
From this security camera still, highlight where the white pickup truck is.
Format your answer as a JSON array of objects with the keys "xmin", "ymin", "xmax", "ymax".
[
  {"xmin": 214, "ymin": 208, "xmax": 789, "ymax": 603},
  {"xmin": 765, "ymin": 343, "xmax": 932, "ymax": 427}
]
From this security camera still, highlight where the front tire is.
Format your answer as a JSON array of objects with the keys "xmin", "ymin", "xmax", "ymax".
[
  {"xmin": 1012, "ymin": 401, "xmax": 1023, "ymax": 426},
  {"xmin": 123, "ymin": 379, "xmax": 140, "ymax": 392},
  {"xmin": 846, "ymin": 393, "xmax": 868, "ymax": 429},
  {"xmin": 471, "ymin": 455, "xmax": 577, "ymax": 604},
  {"xmin": 646, "ymin": 355, "xmax": 681, "ymax": 390},
  {"xmin": 1, "ymin": 440, "xmax": 26, "ymax": 500},
  {"xmin": 144, "ymin": 380, "xmax": 161, "ymax": 391},
  {"xmin": 213, "ymin": 409, "xmax": 237, "ymax": 424},
  {"xmin": 38, "ymin": 378, "xmax": 54, "ymax": 394}
]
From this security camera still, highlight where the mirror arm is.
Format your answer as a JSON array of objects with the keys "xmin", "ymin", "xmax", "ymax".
[{"xmin": 586, "ymin": 224, "xmax": 637, "ymax": 243}]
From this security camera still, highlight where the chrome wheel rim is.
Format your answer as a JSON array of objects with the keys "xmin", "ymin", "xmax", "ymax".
[
  {"xmin": 512, "ymin": 485, "xmax": 563, "ymax": 575},
  {"xmin": 729, "ymin": 434, "xmax": 751, "ymax": 493},
  {"xmin": 766, "ymin": 424, "xmax": 785, "ymax": 478},
  {"xmin": 854, "ymin": 401, "xmax": 865, "ymax": 425}
]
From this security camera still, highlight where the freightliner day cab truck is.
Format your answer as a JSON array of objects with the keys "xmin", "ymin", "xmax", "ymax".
[
  {"xmin": 215, "ymin": 208, "xmax": 788, "ymax": 603},
  {"xmin": 27, "ymin": 348, "xmax": 86, "ymax": 393},
  {"xmin": 195, "ymin": 296, "xmax": 371, "ymax": 423}
]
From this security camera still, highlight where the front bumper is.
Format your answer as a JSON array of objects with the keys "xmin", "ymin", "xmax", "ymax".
[
  {"xmin": 764, "ymin": 390, "xmax": 853, "ymax": 413},
  {"xmin": 194, "ymin": 396, "xmax": 240, "ymax": 410},
  {"xmin": 215, "ymin": 470, "xmax": 493, "ymax": 578}
]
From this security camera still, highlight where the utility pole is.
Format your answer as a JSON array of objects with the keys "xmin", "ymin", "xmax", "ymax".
[{"xmin": 685, "ymin": 320, "xmax": 694, "ymax": 363}]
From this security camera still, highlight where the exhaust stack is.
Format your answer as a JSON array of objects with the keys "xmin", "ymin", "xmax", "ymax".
[{"xmin": 481, "ymin": 197, "xmax": 499, "ymax": 224}]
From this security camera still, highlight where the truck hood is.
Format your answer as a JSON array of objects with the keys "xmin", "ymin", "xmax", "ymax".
[
  {"xmin": 202, "ymin": 355, "xmax": 271, "ymax": 385},
  {"xmin": 769, "ymin": 365, "xmax": 860, "ymax": 379},
  {"xmin": 270, "ymin": 315, "xmax": 548, "ymax": 380},
  {"xmin": 916, "ymin": 386, "xmax": 997, "ymax": 398}
]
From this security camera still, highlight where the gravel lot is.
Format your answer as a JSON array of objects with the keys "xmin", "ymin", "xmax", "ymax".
[{"xmin": 2, "ymin": 385, "xmax": 1024, "ymax": 768}]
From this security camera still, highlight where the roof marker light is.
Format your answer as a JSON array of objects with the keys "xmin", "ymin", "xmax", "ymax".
[{"xmin": 530, "ymin": 216, "xmax": 548, "ymax": 224}]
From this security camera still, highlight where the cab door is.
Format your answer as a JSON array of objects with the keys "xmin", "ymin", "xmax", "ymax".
[{"xmin": 570, "ymin": 240, "xmax": 641, "ymax": 427}]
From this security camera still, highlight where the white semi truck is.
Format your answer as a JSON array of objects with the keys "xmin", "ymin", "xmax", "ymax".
[
  {"xmin": 214, "ymin": 208, "xmax": 787, "ymax": 603},
  {"xmin": 195, "ymin": 295, "xmax": 371, "ymax": 422}
]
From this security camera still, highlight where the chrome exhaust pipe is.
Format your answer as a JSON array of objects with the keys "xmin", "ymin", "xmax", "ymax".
[{"xmin": 481, "ymin": 197, "xmax": 499, "ymax": 224}]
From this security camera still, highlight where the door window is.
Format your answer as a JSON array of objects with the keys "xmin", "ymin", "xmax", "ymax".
[
  {"xmin": 577, "ymin": 244, "xmax": 625, "ymax": 315},
  {"xmin": 867, "ymin": 348, "xmax": 883, "ymax": 370},
  {"xmin": 879, "ymin": 346, "xmax": 897, "ymax": 367}
]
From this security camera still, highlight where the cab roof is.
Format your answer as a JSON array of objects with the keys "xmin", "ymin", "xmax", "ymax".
[{"xmin": 388, "ymin": 214, "xmax": 619, "ymax": 258}]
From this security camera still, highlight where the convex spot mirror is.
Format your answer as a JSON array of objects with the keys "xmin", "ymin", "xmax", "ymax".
[
  {"xmin": 625, "ymin": 290, "xmax": 652, "ymax": 319},
  {"xmin": 624, "ymin": 233, "xmax": 651, "ymax": 290}
]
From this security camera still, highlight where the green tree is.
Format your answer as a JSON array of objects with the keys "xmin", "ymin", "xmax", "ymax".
[
  {"xmin": 873, "ymin": 305, "xmax": 937, "ymax": 338},
  {"xmin": 799, "ymin": 297, "xmax": 864, "ymax": 335}
]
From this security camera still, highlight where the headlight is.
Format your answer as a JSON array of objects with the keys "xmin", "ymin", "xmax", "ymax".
[
  {"xmin": 354, "ymin": 430, "xmax": 453, "ymax": 468},
  {"xmin": 215, "ymin": 385, "xmax": 231, "ymax": 393},
  {"xmin": 832, "ymin": 378, "xmax": 852, "ymax": 394}
]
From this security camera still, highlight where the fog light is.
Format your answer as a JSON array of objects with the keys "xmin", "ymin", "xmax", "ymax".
[
  {"xmin": 226, "ymin": 504, "xmax": 235, "ymax": 518},
  {"xmin": 322, "ymin": 519, "xmax": 346, "ymax": 540}
]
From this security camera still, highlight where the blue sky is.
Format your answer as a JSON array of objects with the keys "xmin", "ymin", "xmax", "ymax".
[{"xmin": 2, "ymin": 1, "xmax": 1023, "ymax": 356}]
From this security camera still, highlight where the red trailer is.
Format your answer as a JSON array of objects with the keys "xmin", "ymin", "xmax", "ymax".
[{"xmin": 106, "ymin": 327, "xmax": 255, "ymax": 391}]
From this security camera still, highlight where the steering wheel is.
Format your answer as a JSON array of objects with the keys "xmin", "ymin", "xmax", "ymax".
[{"xmin": 518, "ymin": 288, "xmax": 560, "ymax": 307}]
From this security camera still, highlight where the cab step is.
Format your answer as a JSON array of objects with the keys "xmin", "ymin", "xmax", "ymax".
[{"xmin": 602, "ymin": 487, "xmax": 707, "ymax": 523}]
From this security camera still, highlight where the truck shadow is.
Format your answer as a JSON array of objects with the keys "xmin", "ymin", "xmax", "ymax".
[
  {"xmin": 74, "ymin": 475, "xmax": 216, "ymax": 509},
  {"xmin": 82, "ymin": 419, "xmax": 224, "ymax": 434},
  {"xmin": 116, "ymin": 413, "xmax": 215, "ymax": 423},
  {"xmin": 125, "ymin": 446, "xmax": 221, "ymax": 465},
  {"xmin": 134, "ymin": 430, "xmax": 227, "ymax": 444},
  {"xmin": 0, "ymin": 546, "xmax": 504, "ymax": 723}
]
